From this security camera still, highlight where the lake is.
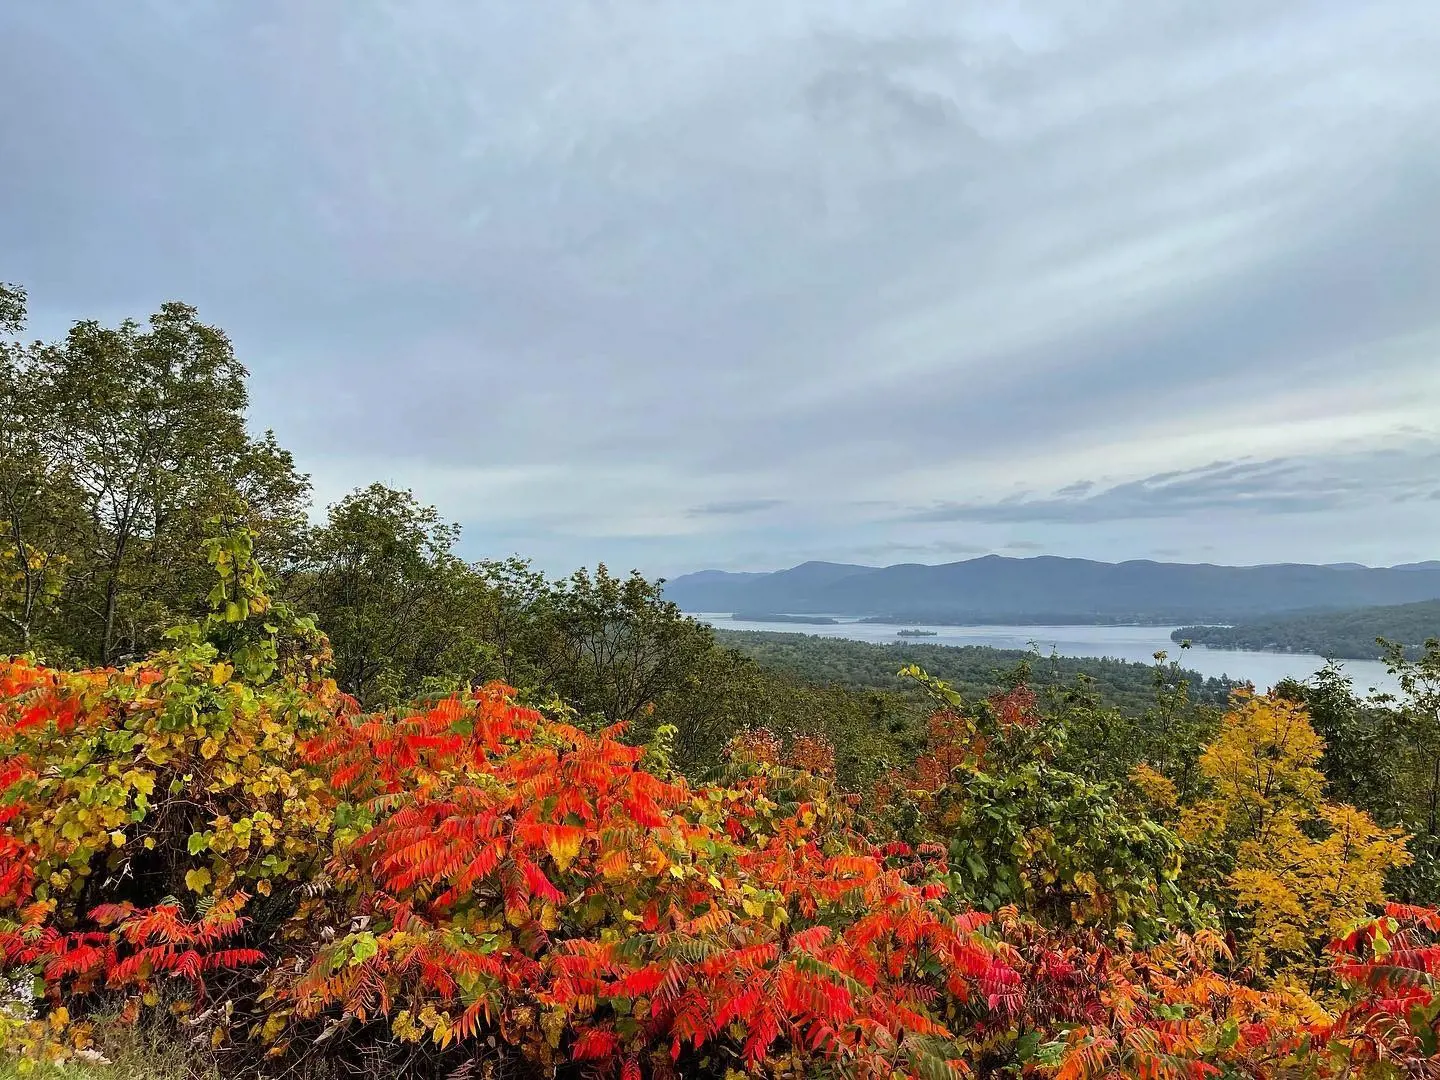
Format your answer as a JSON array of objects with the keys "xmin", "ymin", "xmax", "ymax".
[{"xmin": 687, "ymin": 613, "xmax": 1405, "ymax": 696}]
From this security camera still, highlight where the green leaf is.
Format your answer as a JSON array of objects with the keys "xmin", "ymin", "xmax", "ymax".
[
  {"xmin": 1015, "ymin": 1031, "xmax": 1041, "ymax": 1061},
  {"xmin": 349, "ymin": 932, "xmax": 379, "ymax": 966}
]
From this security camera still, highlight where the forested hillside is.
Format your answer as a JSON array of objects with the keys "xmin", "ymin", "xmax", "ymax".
[
  {"xmin": 1174, "ymin": 599, "xmax": 1440, "ymax": 660},
  {"xmin": 4, "ymin": 285, "xmax": 1440, "ymax": 1079},
  {"xmin": 666, "ymin": 556, "xmax": 1440, "ymax": 623},
  {"xmin": 713, "ymin": 628, "xmax": 1236, "ymax": 713}
]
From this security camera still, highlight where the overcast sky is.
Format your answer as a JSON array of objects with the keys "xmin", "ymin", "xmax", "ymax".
[{"xmin": 4, "ymin": 2, "xmax": 1439, "ymax": 576}]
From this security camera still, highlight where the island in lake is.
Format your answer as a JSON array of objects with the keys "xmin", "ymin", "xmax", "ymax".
[
  {"xmin": 897, "ymin": 629, "xmax": 938, "ymax": 637},
  {"xmin": 730, "ymin": 612, "xmax": 839, "ymax": 625}
]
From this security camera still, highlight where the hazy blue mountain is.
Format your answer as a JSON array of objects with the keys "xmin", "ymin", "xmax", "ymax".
[
  {"xmin": 663, "ymin": 555, "xmax": 1440, "ymax": 624},
  {"xmin": 665, "ymin": 561, "xmax": 873, "ymax": 611}
]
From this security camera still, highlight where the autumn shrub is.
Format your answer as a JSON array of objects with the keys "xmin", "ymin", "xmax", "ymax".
[{"xmin": 1, "ymin": 536, "xmax": 1438, "ymax": 1080}]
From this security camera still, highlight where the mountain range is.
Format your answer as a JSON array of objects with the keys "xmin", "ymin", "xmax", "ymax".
[{"xmin": 662, "ymin": 556, "xmax": 1440, "ymax": 625}]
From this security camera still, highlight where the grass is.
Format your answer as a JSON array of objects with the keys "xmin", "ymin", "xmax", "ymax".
[{"xmin": 0, "ymin": 1014, "xmax": 220, "ymax": 1080}]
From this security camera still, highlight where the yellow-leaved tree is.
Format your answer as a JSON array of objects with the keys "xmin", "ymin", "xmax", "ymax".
[{"xmin": 1179, "ymin": 690, "xmax": 1411, "ymax": 989}]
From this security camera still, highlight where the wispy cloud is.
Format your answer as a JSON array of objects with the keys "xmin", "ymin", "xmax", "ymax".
[
  {"xmin": 687, "ymin": 499, "xmax": 784, "ymax": 517},
  {"xmin": 850, "ymin": 539, "xmax": 991, "ymax": 559},
  {"xmin": 902, "ymin": 444, "xmax": 1440, "ymax": 525}
]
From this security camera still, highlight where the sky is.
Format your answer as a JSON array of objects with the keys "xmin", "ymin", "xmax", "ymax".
[{"xmin": 3, "ymin": 1, "xmax": 1440, "ymax": 577}]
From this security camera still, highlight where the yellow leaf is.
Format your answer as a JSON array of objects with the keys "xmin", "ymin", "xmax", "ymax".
[
  {"xmin": 200, "ymin": 737, "xmax": 221, "ymax": 760},
  {"xmin": 185, "ymin": 867, "xmax": 212, "ymax": 893},
  {"xmin": 545, "ymin": 827, "xmax": 582, "ymax": 871},
  {"xmin": 211, "ymin": 662, "xmax": 232, "ymax": 686},
  {"xmin": 109, "ymin": 830, "xmax": 126, "ymax": 848}
]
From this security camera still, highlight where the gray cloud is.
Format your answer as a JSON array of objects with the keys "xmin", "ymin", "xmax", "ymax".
[
  {"xmin": 3, "ymin": 1, "xmax": 1439, "ymax": 573},
  {"xmin": 850, "ymin": 539, "xmax": 991, "ymax": 559},
  {"xmin": 687, "ymin": 498, "xmax": 784, "ymax": 517},
  {"xmin": 903, "ymin": 444, "xmax": 1440, "ymax": 525}
]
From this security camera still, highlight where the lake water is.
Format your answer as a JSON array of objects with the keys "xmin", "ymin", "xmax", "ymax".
[{"xmin": 688, "ymin": 613, "xmax": 1404, "ymax": 695}]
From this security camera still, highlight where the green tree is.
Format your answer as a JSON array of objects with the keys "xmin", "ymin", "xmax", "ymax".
[
  {"xmin": 0, "ymin": 281, "xmax": 23, "ymax": 336},
  {"xmin": 654, "ymin": 644, "xmax": 917, "ymax": 786},
  {"xmin": 1054, "ymin": 649, "xmax": 1224, "ymax": 803},
  {"xmin": 293, "ymin": 484, "xmax": 493, "ymax": 705},
  {"xmin": 1, "ymin": 283, "xmax": 83, "ymax": 653},
  {"xmin": 1276, "ymin": 645, "xmax": 1440, "ymax": 904},
  {"xmin": 462, "ymin": 558, "xmax": 718, "ymax": 729},
  {"xmin": 880, "ymin": 668, "xmax": 1196, "ymax": 942},
  {"xmin": 1373, "ymin": 639, "xmax": 1440, "ymax": 901},
  {"xmin": 2, "ymin": 293, "xmax": 309, "ymax": 663}
]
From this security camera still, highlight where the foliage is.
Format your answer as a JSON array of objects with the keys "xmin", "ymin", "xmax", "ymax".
[
  {"xmin": 1, "ymin": 587, "xmax": 1437, "ymax": 1078},
  {"xmin": 1273, "ymin": 646, "xmax": 1440, "ymax": 905},
  {"xmin": 288, "ymin": 484, "xmax": 494, "ymax": 707},
  {"xmin": 0, "ymin": 532, "xmax": 338, "ymax": 1071},
  {"xmin": 652, "ymin": 644, "xmax": 917, "ymax": 790},
  {"xmin": 1178, "ymin": 692, "xmax": 1411, "ymax": 985},
  {"xmin": 878, "ymin": 670, "xmax": 1197, "ymax": 943},
  {"xmin": 1276, "ymin": 664, "xmax": 1414, "ymax": 833},
  {"xmin": 457, "ymin": 561, "xmax": 915, "ymax": 789},
  {"xmin": 281, "ymin": 693, "xmax": 1026, "ymax": 1080},
  {"xmin": 0, "ymin": 542, "xmax": 1018, "ymax": 1076},
  {"xmin": 1372, "ymin": 640, "xmax": 1440, "ymax": 903},
  {"xmin": 1038, "ymin": 649, "xmax": 1224, "ymax": 807},
  {"xmin": 0, "ymin": 283, "xmax": 24, "ymax": 337},
  {"xmin": 1323, "ymin": 903, "xmax": 1440, "ymax": 1074},
  {"xmin": 473, "ymin": 560, "xmax": 738, "ymax": 743},
  {"xmin": 0, "ymin": 287, "xmax": 81, "ymax": 659},
  {"xmin": 0, "ymin": 296, "xmax": 309, "ymax": 663}
]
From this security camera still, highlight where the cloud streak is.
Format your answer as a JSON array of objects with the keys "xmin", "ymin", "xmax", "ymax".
[
  {"xmin": 903, "ymin": 444, "xmax": 1440, "ymax": 524},
  {"xmin": 688, "ymin": 499, "xmax": 785, "ymax": 517}
]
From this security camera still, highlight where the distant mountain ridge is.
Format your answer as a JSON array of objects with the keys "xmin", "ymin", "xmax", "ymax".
[{"xmin": 663, "ymin": 556, "xmax": 1440, "ymax": 624}]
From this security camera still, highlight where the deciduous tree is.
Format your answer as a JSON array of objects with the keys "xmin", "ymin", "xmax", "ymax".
[
  {"xmin": 1, "ymin": 291, "xmax": 309, "ymax": 663},
  {"xmin": 1179, "ymin": 692, "xmax": 1410, "ymax": 986}
]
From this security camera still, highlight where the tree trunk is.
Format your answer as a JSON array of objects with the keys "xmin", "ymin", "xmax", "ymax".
[
  {"xmin": 1429, "ymin": 750, "xmax": 1439, "ymax": 841},
  {"xmin": 101, "ymin": 573, "xmax": 119, "ymax": 665}
]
